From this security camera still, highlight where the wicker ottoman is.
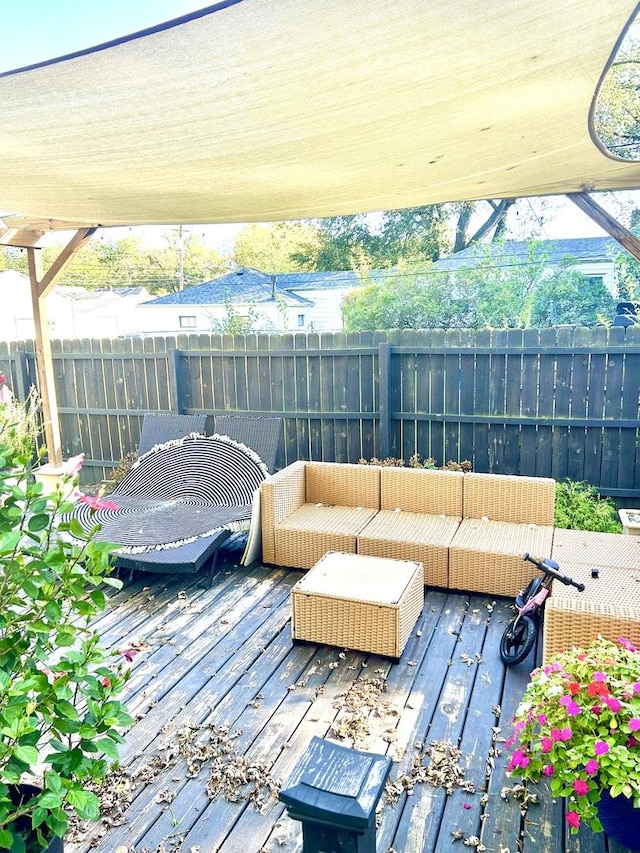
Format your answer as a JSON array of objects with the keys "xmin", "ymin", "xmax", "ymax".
[
  {"xmin": 290, "ymin": 551, "xmax": 424, "ymax": 660},
  {"xmin": 543, "ymin": 562, "xmax": 640, "ymax": 663}
]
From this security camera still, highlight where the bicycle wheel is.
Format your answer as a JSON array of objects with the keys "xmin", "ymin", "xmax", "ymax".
[{"xmin": 500, "ymin": 615, "xmax": 536, "ymax": 665}]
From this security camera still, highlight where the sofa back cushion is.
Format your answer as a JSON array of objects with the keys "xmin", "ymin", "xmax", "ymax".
[
  {"xmin": 463, "ymin": 472, "xmax": 555, "ymax": 526},
  {"xmin": 305, "ymin": 462, "xmax": 380, "ymax": 509},
  {"xmin": 380, "ymin": 467, "xmax": 463, "ymax": 516}
]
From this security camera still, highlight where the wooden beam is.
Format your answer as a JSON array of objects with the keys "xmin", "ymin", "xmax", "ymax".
[
  {"xmin": 27, "ymin": 248, "xmax": 62, "ymax": 466},
  {"xmin": 566, "ymin": 192, "xmax": 640, "ymax": 261},
  {"xmin": 26, "ymin": 227, "xmax": 97, "ymax": 465},
  {"xmin": 37, "ymin": 227, "xmax": 96, "ymax": 298}
]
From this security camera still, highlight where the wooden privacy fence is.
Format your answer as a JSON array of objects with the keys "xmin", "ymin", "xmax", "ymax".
[{"xmin": 1, "ymin": 326, "xmax": 639, "ymax": 500}]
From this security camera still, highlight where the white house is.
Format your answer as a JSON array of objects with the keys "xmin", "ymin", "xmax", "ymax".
[
  {"xmin": 0, "ymin": 270, "xmax": 151, "ymax": 341},
  {"xmin": 137, "ymin": 269, "xmax": 362, "ymax": 334},
  {"xmin": 431, "ymin": 237, "xmax": 621, "ymax": 296}
]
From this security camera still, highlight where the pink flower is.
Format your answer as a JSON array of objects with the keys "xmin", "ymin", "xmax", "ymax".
[
  {"xmin": 633, "ymin": 682, "xmax": 640, "ymax": 694},
  {"xmin": 585, "ymin": 759, "xmax": 599, "ymax": 775},
  {"xmin": 79, "ymin": 494, "xmax": 119, "ymax": 512},
  {"xmin": 593, "ymin": 671, "xmax": 608, "ymax": 682},
  {"xmin": 505, "ymin": 735, "xmax": 517, "ymax": 748},
  {"xmin": 605, "ymin": 696, "xmax": 622, "ymax": 713},
  {"xmin": 628, "ymin": 736, "xmax": 639, "ymax": 747},
  {"xmin": 574, "ymin": 779, "xmax": 589, "ymax": 796},
  {"xmin": 541, "ymin": 737, "xmax": 553, "ymax": 753},
  {"xmin": 629, "ymin": 718, "xmax": 640, "ymax": 731},
  {"xmin": 63, "ymin": 453, "xmax": 85, "ymax": 476},
  {"xmin": 566, "ymin": 701, "xmax": 581, "ymax": 717},
  {"xmin": 566, "ymin": 811, "xmax": 580, "ymax": 829},
  {"xmin": 536, "ymin": 713, "xmax": 547, "ymax": 725},
  {"xmin": 618, "ymin": 637, "xmax": 637, "ymax": 651},
  {"xmin": 119, "ymin": 644, "xmax": 140, "ymax": 663},
  {"xmin": 543, "ymin": 764, "xmax": 554, "ymax": 776},
  {"xmin": 100, "ymin": 677, "xmax": 111, "ymax": 687},
  {"xmin": 463, "ymin": 803, "xmax": 471, "ymax": 810},
  {"xmin": 559, "ymin": 727, "xmax": 572, "ymax": 741},
  {"xmin": 594, "ymin": 740, "xmax": 609, "ymax": 755}
]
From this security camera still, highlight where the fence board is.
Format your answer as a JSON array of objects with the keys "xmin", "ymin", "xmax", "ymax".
[
  {"xmin": 504, "ymin": 329, "xmax": 523, "ymax": 474},
  {"xmin": 473, "ymin": 329, "xmax": 492, "ymax": 472}
]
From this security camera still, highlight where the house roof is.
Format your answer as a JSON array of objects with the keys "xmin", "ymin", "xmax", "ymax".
[
  {"xmin": 1, "ymin": 1, "xmax": 639, "ymax": 229},
  {"xmin": 144, "ymin": 269, "xmax": 317, "ymax": 306},
  {"xmin": 432, "ymin": 236, "xmax": 621, "ymax": 272}
]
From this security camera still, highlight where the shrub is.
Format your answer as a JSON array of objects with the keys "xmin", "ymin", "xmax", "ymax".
[{"xmin": 554, "ymin": 480, "xmax": 622, "ymax": 533}]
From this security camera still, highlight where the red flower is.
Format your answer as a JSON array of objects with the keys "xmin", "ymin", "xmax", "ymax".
[
  {"xmin": 566, "ymin": 811, "xmax": 580, "ymax": 829},
  {"xmin": 568, "ymin": 682, "xmax": 581, "ymax": 695}
]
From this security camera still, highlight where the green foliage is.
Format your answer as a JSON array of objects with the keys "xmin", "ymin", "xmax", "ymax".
[
  {"xmin": 594, "ymin": 21, "xmax": 640, "ymax": 160},
  {"xmin": 507, "ymin": 636, "xmax": 640, "ymax": 832},
  {"xmin": 207, "ymin": 298, "xmax": 275, "ymax": 334},
  {"xmin": 0, "ymin": 232, "xmax": 226, "ymax": 296},
  {"xmin": 0, "ymin": 388, "xmax": 42, "ymax": 463},
  {"xmin": 232, "ymin": 222, "xmax": 321, "ymax": 273},
  {"xmin": 0, "ymin": 445, "xmax": 133, "ymax": 849},
  {"xmin": 342, "ymin": 240, "xmax": 617, "ymax": 331},
  {"xmin": 554, "ymin": 480, "xmax": 622, "ymax": 533}
]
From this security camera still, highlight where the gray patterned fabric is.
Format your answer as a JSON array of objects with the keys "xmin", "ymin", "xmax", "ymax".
[{"xmin": 74, "ymin": 433, "xmax": 267, "ymax": 554}]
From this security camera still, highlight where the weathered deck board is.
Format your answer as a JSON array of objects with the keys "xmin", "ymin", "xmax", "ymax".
[{"xmin": 66, "ymin": 560, "xmax": 634, "ymax": 853}]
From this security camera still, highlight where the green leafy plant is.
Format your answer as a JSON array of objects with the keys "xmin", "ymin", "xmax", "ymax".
[
  {"xmin": 0, "ymin": 387, "xmax": 42, "ymax": 464},
  {"xmin": 507, "ymin": 636, "xmax": 640, "ymax": 832},
  {"xmin": 0, "ymin": 443, "xmax": 134, "ymax": 852},
  {"xmin": 554, "ymin": 480, "xmax": 622, "ymax": 533}
]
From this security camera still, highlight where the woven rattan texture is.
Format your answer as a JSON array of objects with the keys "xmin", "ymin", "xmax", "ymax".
[
  {"xmin": 291, "ymin": 553, "xmax": 424, "ymax": 658},
  {"xmin": 305, "ymin": 462, "xmax": 380, "ymax": 508},
  {"xmin": 448, "ymin": 518, "xmax": 554, "ymax": 596},
  {"xmin": 357, "ymin": 510, "xmax": 460, "ymax": 587},
  {"xmin": 462, "ymin": 473, "xmax": 555, "ymax": 526},
  {"xmin": 260, "ymin": 461, "xmax": 306, "ymax": 564},
  {"xmin": 551, "ymin": 528, "xmax": 640, "ymax": 569},
  {"xmin": 276, "ymin": 504, "xmax": 378, "ymax": 569},
  {"xmin": 543, "ymin": 562, "xmax": 640, "ymax": 662},
  {"xmin": 380, "ymin": 467, "xmax": 463, "ymax": 516}
]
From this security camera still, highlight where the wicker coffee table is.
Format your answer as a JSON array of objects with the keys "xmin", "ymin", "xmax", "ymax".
[{"xmin": 290, "ymin": 551, "xmax": 424, "ymax": 660}]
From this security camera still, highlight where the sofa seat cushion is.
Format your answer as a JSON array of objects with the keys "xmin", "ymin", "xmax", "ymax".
[
  {"xmin": 448, "ymin": 517, "xmax": 554, "ymax": 596},
  {"xmin": 275, "ymin": 503, "xmax": 378, "ymax": 569},
  {"xmin": 357, "ymin": 510, "xmax": 460, "ymax": 587},
  {"xmin": 551, "ymin": 527, "xmax": 640, "ymax": 569}
]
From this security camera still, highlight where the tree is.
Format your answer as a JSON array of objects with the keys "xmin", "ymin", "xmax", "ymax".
[
  {"xmin": 342, "ymin": 241, "xmax": 616, "ymax": 331},
  {"xmin": 0, "ymin": 232, "xmax": 226, "ymax": 294},
  {"xmin": 232, "ymin": 222, "xmax": 322, "ymax": 272},
  {"xmin": 294, "ymin": 200, "xmax": 517, "ymax": 273},
  {"xmin": 594, "ymin": 20, "xmax": 640, "ymax": 160}
]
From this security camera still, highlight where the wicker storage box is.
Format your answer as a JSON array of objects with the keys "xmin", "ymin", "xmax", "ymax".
[
  {"xmin": 357, "ymin": 510, "xmax": 459, "ymax": 587},
  {"xmin": 448, "ymin": 518, "xmax": 554, "ymax": 597},
  {"xmin": 290, "ymin": 551, "xmax": 424, "ymax": 659},
  {"xmin": 543, "ymin": 561, "xmax": 640, "ymax": 663}
]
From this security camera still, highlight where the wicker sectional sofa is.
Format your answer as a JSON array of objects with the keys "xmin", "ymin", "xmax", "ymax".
[{"xmin": 260, "ymin": 461, "xmax": 556, "ymax": 595}]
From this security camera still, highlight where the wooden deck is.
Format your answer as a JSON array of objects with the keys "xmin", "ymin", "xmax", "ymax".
[{"xmin": 67, "ymin": 554, "xmax": 633, "ymax": 853}]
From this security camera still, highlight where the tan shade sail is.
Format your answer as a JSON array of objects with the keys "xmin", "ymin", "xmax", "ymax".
[{"xmin": 1, "ymin": 0, "xmax": 640, "ymax": 228}]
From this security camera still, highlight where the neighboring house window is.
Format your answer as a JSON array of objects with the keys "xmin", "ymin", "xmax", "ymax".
[
  {"xmin": 179, "ymin": 315, "xmax": 197, "ymax": 328},
  {"xmin": 585, "ymin": 276, "xmax": 604, "ymax": 288},
  {"xmin": 297, "ymin": 314, "xmax": 305, "ymax": 327}
]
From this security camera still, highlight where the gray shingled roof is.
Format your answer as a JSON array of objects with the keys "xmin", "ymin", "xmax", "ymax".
[
  {"xmin": 143, "ymin": 269, "xmax": 360, "ymax": 306},
  {"xmin": 432, "ymin": 237, "xmax": 620, "ymax": 272}
]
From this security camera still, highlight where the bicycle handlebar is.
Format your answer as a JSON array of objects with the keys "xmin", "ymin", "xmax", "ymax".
[{"xmin": 522, "ymin": 552, "xmax": 586, "ymax": 592}]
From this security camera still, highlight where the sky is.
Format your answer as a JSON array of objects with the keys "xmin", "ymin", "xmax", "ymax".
[{"xmin": 1, "ymin": 1, "xmax": 638, "ymax": 251}]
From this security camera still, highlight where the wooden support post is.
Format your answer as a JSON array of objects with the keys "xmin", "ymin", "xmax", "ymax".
[
  {"xmin": 27, "ymin": 248, "xmax": 62, "ymax": 466},
  {"xmin": 566, "ymin": 193, "xmax": 640, "ymax": 261},
  {"xmin": 25, "ymin": 227, "xmax": 96, "ymax": 466}
]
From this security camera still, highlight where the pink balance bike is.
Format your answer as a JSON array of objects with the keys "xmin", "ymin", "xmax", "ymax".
[{"xmin": 499, "ymin": 552, "xmax": 586, "ymax": 666}]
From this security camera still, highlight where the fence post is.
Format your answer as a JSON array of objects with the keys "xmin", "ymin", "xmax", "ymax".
[
  {"xmin": 171, "ymin": 348, "xmax": 182, "ymax": 413},
  {"xmin": 378, "ymin": 343, "xmax": 391, "ymax": 459}
]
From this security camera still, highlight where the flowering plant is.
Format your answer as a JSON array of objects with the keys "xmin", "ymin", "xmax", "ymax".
[
  {"xmin": 0, "ymin": 440, "xmax": 133, "ymax": 852},
  {"xmin": 507, "ymin": 636, "xmax": 640, "ymax": 832}
]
